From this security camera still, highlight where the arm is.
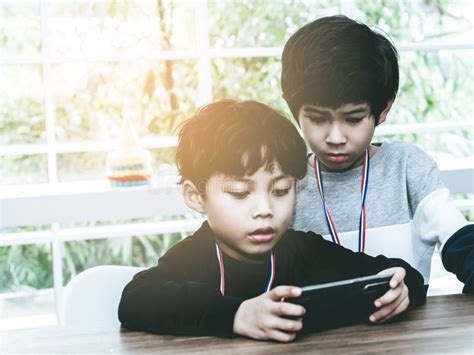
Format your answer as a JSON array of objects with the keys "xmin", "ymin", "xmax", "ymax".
[
  {"xmin": 441, "ymin": 224, "xmax": 474, "ymax": 294},
  {"xmin": 413, "ymin": 189, "xmax": 471, "ymax": 290},
  {"xmin": 405, "ymin": 146, "xmax": 470, "ymax": 288},
  {"xmin": 119, "ymin": 243, "xmax": 307, "ymax": 341},
  {"xmin": 118, "ymin": 241, "xmax": 243, "ymax": 337}
]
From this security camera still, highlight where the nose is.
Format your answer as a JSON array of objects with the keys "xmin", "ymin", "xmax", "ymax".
[
  {"xmin": 326, "ymin": 123, "xmax": 347, "ymax": 145},
  {"xmin": 251, "ymin": 195, "xmax": 273, "ymax": 219}
]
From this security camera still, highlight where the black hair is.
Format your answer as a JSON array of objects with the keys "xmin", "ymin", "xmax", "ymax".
[
  {"xmin": 281, "ymin": 15, "xmax": 399, "ymax": 125},
  {"xmin": 176, "ymin": 99, "xmax": 307, "ymax": 192}
]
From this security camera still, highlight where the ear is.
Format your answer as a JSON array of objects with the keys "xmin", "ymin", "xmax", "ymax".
[
  {"xmin": 182, "ymin": 180, "xmax": 206, "ymax": 214},
  {"xmin": 377, "ymin": 100, "xmax": 393, "ymax": 125}
]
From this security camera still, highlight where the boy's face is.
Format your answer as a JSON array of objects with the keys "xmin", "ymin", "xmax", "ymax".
[
  {"xmin": 198, "ymin": 165, "xmax": 296, "ymax": 262},
  {"xmin": 298, "ymin": 102, "xmax": 379, "ymax": 172}
]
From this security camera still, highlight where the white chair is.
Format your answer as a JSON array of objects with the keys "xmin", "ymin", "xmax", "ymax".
[{"xmin": 61, "ymin": 265, "xmax": 145, "ymax": 327}]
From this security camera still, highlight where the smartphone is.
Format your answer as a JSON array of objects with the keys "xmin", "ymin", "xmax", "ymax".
[{"xmin": 288, "ymin": 274, "xmax": 392, "ymax": 332}]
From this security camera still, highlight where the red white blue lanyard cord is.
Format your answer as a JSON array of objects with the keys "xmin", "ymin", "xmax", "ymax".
[
  {"xmin": 314, "ymin": 148, "xmax": 370, "ymax": 253},
  {"xmin": 214, "ymin": 243, "xmax": 276, "ymax": 296}
]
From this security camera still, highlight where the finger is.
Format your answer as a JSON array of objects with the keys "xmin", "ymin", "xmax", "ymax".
[
  {"xmin": 374, "ymin": 284, "xmax": 403, "ymax": 307},
  {"xmin": 370, "ymin": 290, "xmax": 405, "ymax": 322},
  {"xmin": 272, "ymin": 317, "xmax": 303, "ymax": 332},
  {"xmin": 375, "ymin": 296, "xmax": 410, "ymax": 323},
  {"xmin": 266, "ymin": 329, "xmax": 297, "ymax": 343},
  {"xmin": 389, "ymin": 268, "xmax": 406, "ymax": 288},
  {"xmin": 379, "ymin": 297, "xmax": 409, "ymax": 323},
  {"xmin": 370, "ymin": 295, "xmax": 403, "ymax": 322},
  {"xmin": 263, "ymin": 314, "xmax": 303, "ymax": 333},
  {"xmin": 377, "ymin": 285, "xmax": 409, "ymax": 322},
  {"xmin": 271, "ymin": 302, "xmax": 306, "ymax": 317},
  {"xmin": 269, "ymin": 286, "xmax": 302, "ymax": 301},
  {"xmin": 378, "ymin": 267, "xmax": 396, "ymax": 276}
]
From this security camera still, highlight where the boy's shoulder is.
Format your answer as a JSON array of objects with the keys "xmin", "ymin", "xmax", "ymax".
[
  {"xmin": 375, "ymin": 141, "xmax": 444, "ymax": 204},
  {"xmin": 377, "ymin": 141, "xmax": 431, "ymax": 160},
  {"xmin": 374, "ymin": 141, "xmax": 438, "ymax": 174},
  {"xmin": 158, "ymin": 221, "xmax": 214, "ymax": 264}
]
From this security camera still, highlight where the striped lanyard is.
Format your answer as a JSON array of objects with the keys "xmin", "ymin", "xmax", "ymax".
[
  {"xmin": 314, "ymin": 148, "xmax": 370, "ymax": 253},
  {"xmin": 214, "ymin": 243, "xmax": 275, "ymax": 296}
]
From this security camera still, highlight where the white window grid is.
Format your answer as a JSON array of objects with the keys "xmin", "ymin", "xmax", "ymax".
[
  {"xmin": 1, "ymin": 0, "xmax": 473, "ymax": 178},
  {"xmin": 0, "ymin": 0, "xmax": 473, "ymax": 329}
]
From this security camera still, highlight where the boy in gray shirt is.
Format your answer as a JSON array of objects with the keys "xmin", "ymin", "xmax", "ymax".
[{"xmin": 281, "ymin": 15, "xmax": 473, "ymax": 292}]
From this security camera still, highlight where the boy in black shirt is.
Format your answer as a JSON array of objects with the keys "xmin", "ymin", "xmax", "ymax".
[{"xmin": 119, "ymin": 100, "xmax": 426, "ymax": 342}]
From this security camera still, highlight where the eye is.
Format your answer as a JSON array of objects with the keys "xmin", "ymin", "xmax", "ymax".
[
  {"xmin": 306, "ymin": 115, "xmax": 326, "ymax": 124},
  {"xmin": 309, "ymin": 116, "xmax": 326, "ymax": 125},
  {"xmin": 346, "ymin": 117, "xmax": 364, "ymax": 124},
  {"xmin": 226, "ymin": 191, "xmax": 249, "ymax": 199},
  {"xmin": 273, "ymin": 188, "xmax": 290, "ymax": 197}
]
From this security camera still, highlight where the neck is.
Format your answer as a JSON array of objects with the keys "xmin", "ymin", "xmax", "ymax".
[{"xmin": 215, "ymin": 239, "xmax": 267, "ymax": 264}]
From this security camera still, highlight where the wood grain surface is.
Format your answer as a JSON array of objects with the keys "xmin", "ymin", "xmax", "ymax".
[{"xmin": 1, "ymin": 294, "xmax": 472, "ymax": 354}]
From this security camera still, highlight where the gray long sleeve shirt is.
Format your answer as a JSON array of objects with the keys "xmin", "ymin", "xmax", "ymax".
[{"xmin": 291, "ymin": 141, "xmax": 468, "ymax": 283}]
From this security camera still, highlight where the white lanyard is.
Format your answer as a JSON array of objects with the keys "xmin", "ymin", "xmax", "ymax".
[
  {"xmin": 314, "ymin": 148, "xmax": 370, "ymax": 252},
  {"xmin": 214, "ymin": 243, "xmax": 275, "ymax": 296}
]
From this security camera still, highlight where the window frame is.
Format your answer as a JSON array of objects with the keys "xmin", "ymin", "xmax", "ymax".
[{"xmin": 0, "ymin": 0, "xmax": 473, "ymax": 329}]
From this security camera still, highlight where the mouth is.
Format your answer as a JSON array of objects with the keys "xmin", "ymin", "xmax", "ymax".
[
  {"xmin": 248, "ymin": 227, "xmax": 276, "ymax": 243},
  {"xmin": 326, "ymin": 153, "xmax": 349, "ymax": 163}
]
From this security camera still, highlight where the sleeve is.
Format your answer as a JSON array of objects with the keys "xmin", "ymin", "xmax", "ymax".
[
  {"xmin": 406, "ymin": 144, "xmax": 468, "ymax": 247},
  {"xmin": 406, "ymin": 150, "xmax": 471, "ymax": 289},
  {"xmin": 413, "ymin": 188, "xmax": 468, "ymax": 247},
  {"xmin": 441, "ymin": 224, "xmax": 474, "ymax": 294},
  {"xmin": 405, "ymin": 144, "xmax": 473, "ymax": 289},
  {"xmin": 118, "ymin": 240, "xmax": 243, "ymax": 337},
  {"xmin": 303, "ymin": 232, "xmax": 427, "ymax": 309}
]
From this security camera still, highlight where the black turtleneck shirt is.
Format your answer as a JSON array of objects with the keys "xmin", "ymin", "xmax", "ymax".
[{"xmin": 118, "ymin": 221, "xmax": 426, "ymax": 337}]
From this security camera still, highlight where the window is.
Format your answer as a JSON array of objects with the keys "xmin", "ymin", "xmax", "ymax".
[{"xmin": 1, "ymin": 0, "xmax": 473, "ymax": 329}]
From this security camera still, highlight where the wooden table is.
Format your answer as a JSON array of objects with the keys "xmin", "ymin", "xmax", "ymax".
[{"xmin": 1, "ymin": 295, "xmax": 473, "ymax": 354}]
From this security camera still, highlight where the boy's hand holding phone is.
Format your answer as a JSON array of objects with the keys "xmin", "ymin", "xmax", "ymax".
[
  {"xmin": 370, "ymin": 267, "xmax": 410, "ymax": 323},
  {"xmin": 233, "ymin": 286, "xmax": 305, "ymax": 342}
]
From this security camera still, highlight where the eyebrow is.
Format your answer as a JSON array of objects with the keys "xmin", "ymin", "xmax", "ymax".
[
  {"xmin": 271, "ymin": 175, "xmax": 291, "ymax": 183},
  {"xmin": 341, "ymin": 107, "xmax": 370, "ymax": 116},
  {"xmin": 302, "ymin": 106, "xmax": 328, "ymax": 115},
  {"xmin": 303, "ymin": 105, "xmax": 369, "ymax": 116},
  {"xmin": 230, "ymin": 175, "xmax": 290, "ymax": 184},
  {"xmin": 230, "ymin": 177, "xmax": 251, "ymax": 183}
]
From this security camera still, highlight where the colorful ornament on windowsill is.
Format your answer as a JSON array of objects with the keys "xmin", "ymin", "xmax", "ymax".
[{"xmin": 106, "ymin": 118, "xmax": 153, "ymax": 187}]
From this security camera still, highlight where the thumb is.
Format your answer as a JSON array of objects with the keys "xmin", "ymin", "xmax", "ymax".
[
  {"xmin": 390, "ymin": 267, "xmax": 406, "ymax": 288},
  {"xmin": 380, "ymin": 267, "xmax": 405, "ymax": 288}
]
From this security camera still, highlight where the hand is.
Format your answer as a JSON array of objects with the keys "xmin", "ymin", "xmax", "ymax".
[
  {"xmin": 369, "ymin": 267, "xmax": 410, "ymax": 323},
  {"xmin": 233, "ymin": 286, "xmax": 305, "ymax": 342}
]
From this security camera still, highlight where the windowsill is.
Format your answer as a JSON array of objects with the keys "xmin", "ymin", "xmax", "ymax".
[{"xmin": 0, "ymin": 177, "xmax": 181, "ymax": 200}]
